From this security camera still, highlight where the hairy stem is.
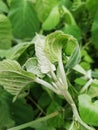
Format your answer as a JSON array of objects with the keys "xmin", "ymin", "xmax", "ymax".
[
  {"xmin": 35, "ymin": 77, "xmax": 57, "ymax": 93},
  {"xmin": 58, "ymin": 51, "xmax": 68, "ymax": 89},
  {"xmin": 62, "ymin": 90, "xmax": 95, "ymax": 130},
  {"xmin": 80, "ymin": 78, "xmax": 93, "ymax": 93}
]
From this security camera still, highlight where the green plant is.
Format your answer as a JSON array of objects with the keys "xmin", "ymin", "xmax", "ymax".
[{"xmin": 0, "ymin": 0, "xmax": 98, "ymax": 130}]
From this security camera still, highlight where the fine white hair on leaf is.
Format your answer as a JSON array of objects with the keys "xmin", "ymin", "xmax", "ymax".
[{"xmin": 34, "ymin": 34, "xmax": 55, "ymax": 74}]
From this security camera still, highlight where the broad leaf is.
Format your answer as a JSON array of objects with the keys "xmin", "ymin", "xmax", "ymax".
[
  {"xmin": 62, "ymin": 25, "xmax": 81, "ymax": 41},
  {"xmin": 0, "ymin": 60, "xmax": 36, "ymax": 100},
  {"xmin": 0, "ymin": 87, "xmax": 34, "ymax": 129},
  {"xmin": 0, "ymin": 88, "xmax": 15, "ymax": 129},
  {"xmin": 8, "ymin": 0, "xmax": 40, "ymax": 39},
  {"xmin": 42, "ymin": 6, "xmax": 60, "ymax": 30},
  {"xmin": 35, "ymin": 0, "xmax": 58, "ymax": 22},
  {"xmin": 0, "ymin": 14, "xmax": 12, "ymax": 49},
  {"xmin": 34, "ymin": 34, "xmax": 55, "ymax": 74},
  {"xmin": 6, "ymin": 42, "xmax": 32, "ymax": 60},
  {"xmin": 0, "ymin": 42, "xmax": 32, "ymax": 60},
  {"xmin": 0, "ymin": 0, "xmax": 8, "ymax": 13},
  {"xmin": 86, "ymin": 0, "xmax": 98, "ymax": 18},
  {"xmin": 78, "ymin": 94, "xmax": 98, "ymax": 126}
]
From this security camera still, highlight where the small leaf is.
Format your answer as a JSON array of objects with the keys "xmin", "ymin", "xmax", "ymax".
[
  {"xmin": 42, "ymin": 6, "xmax": 60, "ymax": 30},
  {"xmin": 23, "ymin": 57, "xmax": 44, "ymax": 78},
  {"xmin": 65, "ymin": 43, "xmax": 81, "ymax": 69},
  {"xmin": 0, "ymin": 59, "xmax": 36, "ymax": 100},
  {"xmin": 78, "ymin": 94, "xmax": 98, "ymax": 126},
  {"xmin": 34, "ymin": 34, "xmax": 55, "ymax": 74},
  {"xmin": 0, "ymin": 14, "xmax": 12, "ymax": 49}
]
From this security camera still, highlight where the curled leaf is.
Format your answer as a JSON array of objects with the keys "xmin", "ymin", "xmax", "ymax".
[
  {"xmin": 44, "ymin": 31, "xmax": 80, "ymax": 68},
  {"xmin": 34, "ymin": 34, "xmax": 55, "ymax": 74},
  {"xmin": 78, "ymin": 94, "xmax": 98, "ymax": 126}
]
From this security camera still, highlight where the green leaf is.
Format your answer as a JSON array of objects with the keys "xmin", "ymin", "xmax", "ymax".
[
  {"xmin": 47, "ymin": 101, "xmax": 64, "ymax": 128},
  {"xmin": 7, "ymin": 42, "xmax": 32, "ymax": 60},
  {"xmin": 74, "ymin": 78, "xmax": 87, "ymax": 86},
  {"xmin": 44, "ymin": 31, "xmax": 80, "ymax": 68},
  {"xmin": 86, "ymin": 0, "xmax": 98, "ymax": 18},
  {"xmin": 0, "ymin": 87, "xmax": 34, "ymax": 129},
  {"xmin": 8, "ymin": 0, "xmax": 40, "ymax": 39},
  {"xmin": 42, "ymin": 6, "xmax": 60, "ymax": 30},
  {"xmin": 34, "ymin": 34, "xmax": 55, "ymax": 74},
  {"xmin": 10, "ymin": 98, "xmax": 34, "ymax": 126},
  {"xmin": 91, "ymin": 10, "xmax": 98, "ymax": 49},
  {"xmin": 87, "ymin": 79, "xmax": 98, "ymax": 98},
  {"xmin": 23, "ymin": 57, "xmax": 44, "ymax": 77},
  {"xmin": 44, "ymin": 31, "xmax": 68, "ymax": 63},
  {"xmin": 0, "ymin": 88, "xmax": 15, "ymax": 129},
  {"xmin": 0, "ymin": 42, "xmax": 32, "ymax": 60},
  {"xmin": 62, "ymin": 25, "xmax": 81, "ymax": 41},
  {"xmin": 0, "ymin": 59, "xmax": 36, "ymax": 100},
  {"xmin": 35, "ymin": 0, "xmax": 58, "ymax": 22},
  {"xmin": 0, "ymin": 14, "xmax": 12, "ymax": 49},
  {"xmin": 65, "ymin": 43, "xmax": 81, "ymax": 69},
  {"xmin": 0, "ymin": 0, "xmax": 8, "ymax": 13},
  {"xmin": 78, "ymin": 94, "xmax": 98, "ymax": 126}
]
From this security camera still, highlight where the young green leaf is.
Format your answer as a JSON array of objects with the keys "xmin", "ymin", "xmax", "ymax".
[
  {"xmin": 8, "ymin": 0, "xmax": 40, "ymax": 39},
  {"xmin": 0, "ymin": 59, "xmax": 36, "ymax": 100},
  {"xmin": 23, "ymin": 57, "xmax": 44, "ymax": 78},
  {"xmin": 0, "ymin": 42, "xmax": 32, "ymax": 60},
  {"xmin": 44, "ymin": 31, "xmax": 67, "ymax": 63},
  {"xmin": 44, "ymin": 31, "xmax": 80, "ymax": 68},
  {"xmin": 34, "ymin": 34, "xmax": 55, "ymax": 74},
  {"xmin": 0, "ymin": 14, "xmax": 12, "ymax": 49},
  {"xmin": 65, "ymin": 43, "xmax": 81, "ymax": 69},
  {"xmin": 42, "ymin": 6, "xmax": 60, "ymax": 30},
  {"xmin": 78, "ymin": 94, "xmax": 98, "ymax": 126},
  {"xmin": 35, "ymin": 0, "xmax": 58, "ymax": 22}
]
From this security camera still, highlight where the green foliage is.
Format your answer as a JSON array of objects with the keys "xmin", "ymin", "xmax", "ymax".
[
  {"xmin": 0, "ymin": 59, "xmax": 35, "ymax": 101},
  {"xmin": 0, "ymin": 0, "xmax": 98, "ymax": 130},
  {"xmin": 35, "ymin": 0, "xmax": 58, "ymax": 22},
  {"xmin": 8, "ymin": 0, "xmax": 40, "ymax": 39},
  {"xmin": 91, "ymin": 10, "xmax": 98, "ymax": 49},
  {"xmin": 0, "ymin": 14, "xmax": 12, "ymax": 49},
  {"xmin": 0, "ymin": 0, "xmax": 8, "ymax": 13},
  {"xmin": 42, "ymin": 6, "xmax": 60, "ymax": 30},
  {"xmin": 78, "ymin": 94, "xmax": 98, "ymax": 126}
]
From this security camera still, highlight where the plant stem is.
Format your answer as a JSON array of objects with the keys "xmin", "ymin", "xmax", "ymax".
[
  {"xmin": 58, "ymin": 52, "xmax": 68, "ymax": 89},
  {"xmin": 8, "ymin": 111, "xmax": 59, "ymax": 130},
  {"xmin": 80, "ymin": 78, "xmax": 93, "ymax": 93},
  {"xmin": 35, "ymin": 77, "xmax": 57, "ymax": 93},
  {"xmin": 62, "ymin": 90, "xmax": 95, "ymax": 130}
]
